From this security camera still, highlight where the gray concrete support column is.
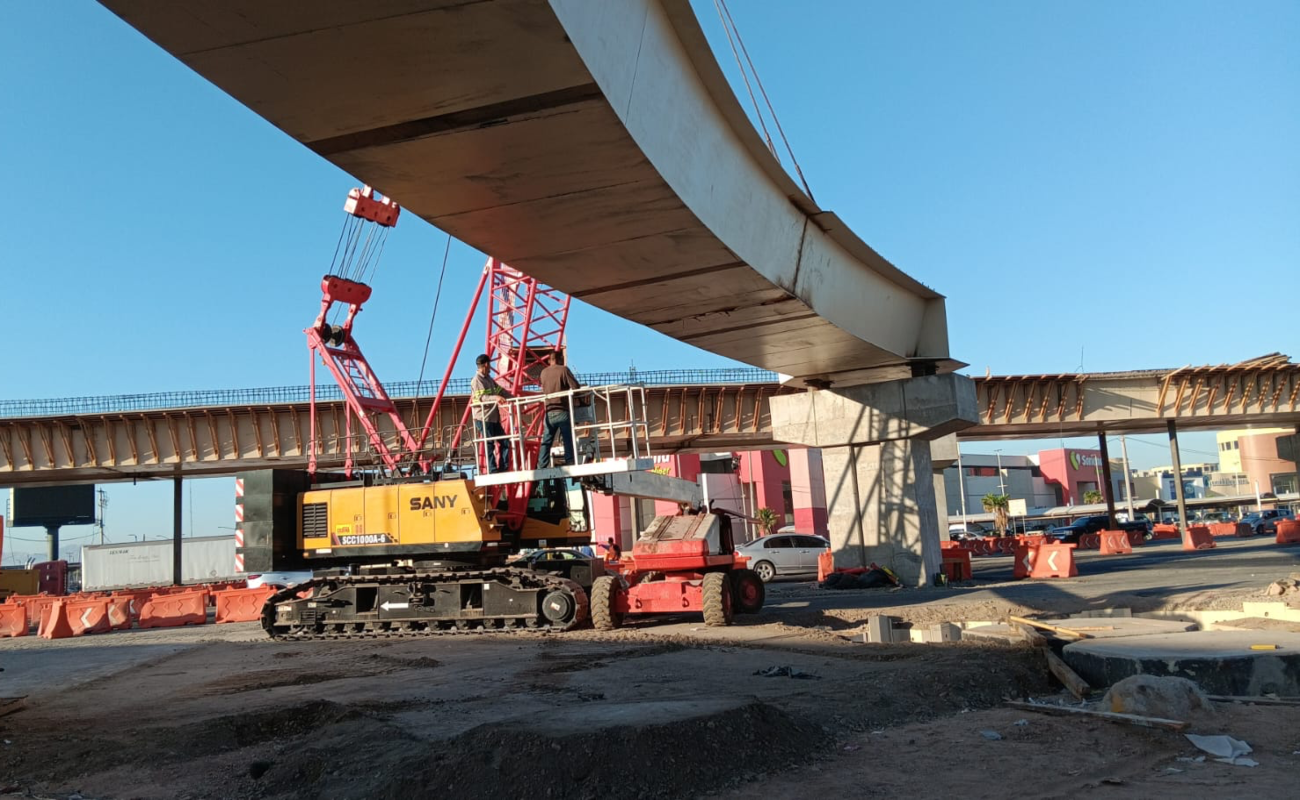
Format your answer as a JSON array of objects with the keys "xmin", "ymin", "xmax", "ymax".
[
  {"xmin": 770, "ymin": 374, "xmax": 977, "ymax": 587},
  {"xmin": 1098, "ymin": 432, "xmax": 1117, "ymax": 529},
  {"xmin": 1167, "ymin": 421, "xmax": 1190, "ymax": 545},
  {"xmin": 821, "ymin": 439, "xmax": 944, "ymax": 585}
]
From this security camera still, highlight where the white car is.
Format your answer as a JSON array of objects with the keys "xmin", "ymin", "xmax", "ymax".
[
  {"xmin": 245, "ymin": 571, "xmax": 313, "ymax": 590},
  {"xmin": 735, "ymin": 534, "xmax": 830, "ymax": 583}
]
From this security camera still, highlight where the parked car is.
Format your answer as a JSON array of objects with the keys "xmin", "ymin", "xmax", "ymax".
[
  {"xmin": 1240, "ymin": 510, "xmax": 1294, "ymax": 536},
  {"xmin": 506, "ymin": 548, "xmax": 593, "ymax": 568},
  {"xmin": 245, "ymin": 571, "xmax": 313, "ymax": 589},
  {"xmin": 735, "ymin": 534, "xmax": 830, "ymax": 583},
  {"xmin": 1049, "ymin": 515, "xmax": 1149, "ymax": 544}
]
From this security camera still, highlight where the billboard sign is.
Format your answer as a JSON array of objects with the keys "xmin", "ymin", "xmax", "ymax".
[{"xmin": 9, "ymin": 485, "xmax": 96, "ymax": 527}]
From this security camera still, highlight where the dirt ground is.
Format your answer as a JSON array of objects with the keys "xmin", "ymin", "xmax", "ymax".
[{"xmin": 2, "ymin": 556, "xmax": 1298, "ymax": 799}]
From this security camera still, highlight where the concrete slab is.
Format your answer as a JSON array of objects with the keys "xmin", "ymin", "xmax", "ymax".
[
  {"xmin": 963, "ymin": 617, "xmax": 1197, "ymax": 644},
  {"xmin": 1063, "ymin": 630, "xmax": 1300, "ymax": 696}
]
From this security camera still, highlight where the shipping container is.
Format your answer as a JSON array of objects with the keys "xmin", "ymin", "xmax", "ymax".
[{"xmin": 80, "ymin": 536, "xmax": 237, "ymax": 591}]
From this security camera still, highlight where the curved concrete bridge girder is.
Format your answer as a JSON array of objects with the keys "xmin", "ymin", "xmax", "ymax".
[{"xmin": 100, "ymin": 0, "xmax": 955, "ymax": 384}]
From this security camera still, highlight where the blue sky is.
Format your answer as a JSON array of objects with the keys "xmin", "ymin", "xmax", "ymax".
[{"xmin": 1, "ymin": 1, "xmax": 1296, "ymax": 560}]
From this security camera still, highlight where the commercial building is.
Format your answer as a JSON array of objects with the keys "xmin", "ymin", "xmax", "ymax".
[{"xmin": 1216, "ymin": 428, "xmax": 1298, "ymax": 496}]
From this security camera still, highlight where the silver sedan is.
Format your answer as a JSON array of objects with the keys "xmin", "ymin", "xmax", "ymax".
[{"xmin": 735, "ymin": 534, "xmax": 830, "ymax": 582}]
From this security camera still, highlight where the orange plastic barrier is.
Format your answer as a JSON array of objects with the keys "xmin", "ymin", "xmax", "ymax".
[
  {"xmin": 1099, "ymin": 530, "xmax": 1133, "ymax": 555},
  {"xmin": 0, "ymin": 604, "xmax": 27, "ymax": 637},
  {"xmin": 1208, "ymin": 523, "xmax": 1239, "ymax": 538},
  {"xmin": 14, "ymin": 595, "xmax": 59, "ymax": 628},
  {"xmin": 214, "ymin": 586, "xmax": 275, "ymax": 624},
  {"xmin": 1030, "ymin": 543, "xmax": 1077, "ymax": 578},
  {"xmin": 66, "ymin": 598, "xmax": 113, "ymax": 636},
  {"xmin": 106, "ymin": 596, "xmax": 133, "ymax": 630},
  {"xmin": 138, "ymin": 591, "xmax": 208, "ymax": 628},
  {"xmin": 940, "ymin": 545, "xmax": 972, "ymax": 582},
  {"xmin": 1013, "ymin": 545, "xmax": 1035, "ymax": 579},
  {"xmin": 111, "ymin": 590, "xmax": 155, "ymax": 622},
  {"xmin": 1077, "ymin": 533, "xmax": 1101, "ymax": 551},
  {"xmin": 1277, "ymin": 519, "xmax": 1300, "ymax": 545},
  {"xmin": 1234, "ymin": 523, "xmax": 1253, "ymax": 538},
  {"xmin": 1151, "ymin": 524, "xmax": 1179, "ymax": 540},
  {"xmin": 1183, "ymin": 525, "xmax": 1216, "ymax": 551},
  {"xmin": 38, "ymin": 601, "xmax": 75, "ymax": 639},
  {"xmin": 816, "ymin": 549, "xmax": 834, "ymax": 582},
  {"xmin": 1126, "ymin": 530, "xmax": 1147, "ymax": 547}
]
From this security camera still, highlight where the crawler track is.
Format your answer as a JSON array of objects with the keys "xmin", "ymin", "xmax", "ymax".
[{"xmin": 261, "ymin": 568, "xmax": 589, "ymax": 641}]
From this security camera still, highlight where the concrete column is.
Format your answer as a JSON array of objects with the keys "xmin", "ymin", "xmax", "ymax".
[
  {"xmin": 770, "ymin": 374, "xmax": 978, "ymax": 587},
  {"xmin": 45, "ymin": 524, "xmax": 60, "ymax": 563},
  {"xmin": 789, "ymin": 447, "xmax": 828, "ymax": 535},
  {"xmin": 821, "ymin": 439, "xmax": 943, "ymax": 586},
  {"xmin": 1098, "ymin": 432, "xmax": 1117, "ymax": 529},
  {"xmin": 1167, "ymin": 421, "xmax": 1190, "ymax": 545}
]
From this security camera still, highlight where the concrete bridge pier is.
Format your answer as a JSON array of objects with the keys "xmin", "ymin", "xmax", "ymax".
[{"xmin": 770, "ymin": 375, "xmax": 978, "ymax": 586}]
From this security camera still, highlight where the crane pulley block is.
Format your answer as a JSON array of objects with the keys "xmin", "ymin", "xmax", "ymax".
[
  {"xmin": 343, "ymin": 186, "xmax": 400, "ymax": 227},
  {"xmin": 320, "ymin": 275, "xmax": 372, "ymax": 308}
]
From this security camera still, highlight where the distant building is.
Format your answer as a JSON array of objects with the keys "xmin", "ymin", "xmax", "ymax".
[{"xmin": 1215, "ymin": 428, "xmax": 1298, "ymax": 496}]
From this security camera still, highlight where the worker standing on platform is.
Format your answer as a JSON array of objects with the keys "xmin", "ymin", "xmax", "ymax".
[
  {"xmin": 471, "ymin": 354, "xmax": 511, "ymax": 474},
  {"xmin": 538, "ymin": 350, "xmax": 582, "ymax": 469}
]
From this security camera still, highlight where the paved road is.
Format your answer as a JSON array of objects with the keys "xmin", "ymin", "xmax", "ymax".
[{"xmin": 760, "ymin": 536, "xmax": 1300, "ymax": 619}]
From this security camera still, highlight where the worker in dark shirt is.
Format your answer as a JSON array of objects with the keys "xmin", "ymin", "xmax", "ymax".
[
  {"xmin": 470, "ymin": 354, "xmax": 511, "ymax": 473},
  {"xmin": 537, "ymin": 350, "xmax": 581, "ymax": 469}
]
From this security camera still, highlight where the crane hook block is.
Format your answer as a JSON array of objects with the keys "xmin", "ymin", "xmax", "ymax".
[
  {"xmin": 320, "ymin": 275, "xmax": 373, "ymax": 307},
  {"xmin": 343, "ymin": 185, "xmax": 400, "ymax": 227}
]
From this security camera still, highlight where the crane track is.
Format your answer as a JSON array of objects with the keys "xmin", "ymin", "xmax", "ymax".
[{"xmin": 261, "ymin": 568, "xmax": 589, "ymax": 641}]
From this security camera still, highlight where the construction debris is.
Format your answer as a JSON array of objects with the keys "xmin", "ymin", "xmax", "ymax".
[
  {"xmin": 1045, "ymin": 649, "xmax": 1092, "ymax": 700},
  {"xmin": 1008, "ymin": 616, "xmax": 1091, "ymax": 640},
  {"xmin": 753, "ymin": 666, "xmax": 820, "ymax": 680},
  {"xmin": 1006, "ymin": 701, "xmax": 1190, "ymax": 732},
  {"xmin": 1185, "ymin": 734, "xmax": 1257, "ymax": 767},
  {"xmin": 1102, "ymin": 675, "xmax": 1214, "ymax": 721}
]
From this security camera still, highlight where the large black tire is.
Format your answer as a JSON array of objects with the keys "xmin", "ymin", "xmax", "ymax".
[
  {"xmin": 590, "ymin": 575, "xmax": 622, "ymax": 631},
  {"xmin": 702, "ymin": 572, "xmax": 734, "ymax": 627},
  {"xmin": 752, "ymin": 560, "xmax": 776, "ymax": 583},
  {"xmin": 730, "ymin": 569, "xmax": 765, "ymax": 614}
]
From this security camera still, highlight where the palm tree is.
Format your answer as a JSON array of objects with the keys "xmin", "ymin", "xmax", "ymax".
[
  {"xmin": 755, "ymin": 507, "xmax": 779, "ymax": 536},
  {"xmin": 982, "ymin": 493, "xmax": 1010, "ymax": 537},
  {"xmin": 1083, "ymin": 489, "xmax": 1104, "ymax": 505}
]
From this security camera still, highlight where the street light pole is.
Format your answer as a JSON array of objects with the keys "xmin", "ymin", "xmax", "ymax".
[
  {"xmin": 957, "ymin": 447, "xmax": 968, "ymax": 526},
  {"xmin": 995, "ymin": 449, "xmax": 1007, "ymax": 496}
]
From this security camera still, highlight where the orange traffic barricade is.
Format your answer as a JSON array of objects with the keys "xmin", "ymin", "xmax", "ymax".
[
  {"xmin": 1099, "ymin": 530, "xmax": 1133, "ymax": 555},
  {"xmin": 1077, "ymin": 533, "xmax": 1101, "ymax": 551},
  {"xmin": 1183, "ymin": 525, "xmax": 1216, "ymax": 551},
  {"xmin": 940, "ymin": 544, "xmax": 972, "ymax": 582},
  {"xmin": 1151, "ymin": 524, "xmax": 1180, "ymax": 541},
  {"xmin": 105, "ymin": 596, "xmax": 133, "ymax": 631},
  {"xmin": 214, "ymin": 586, "xmax": 275, "ymax": 624},
  {"xmin": 1277, "ymin": 519, "xmax": 1300, "ymax": 545},
  {"xmin": 138, "ymin": 591, "xmax": 208, "ymax": 628},
  {"xmin": 0, "ymin": 604, "xmax": 27, "ymax": 638},
  {"xmin": 1030, "ymin": 543, "xmax": 1077, "ymax": 579},
  {"xmin": 38, "ymin": 601, "xmax": 76, "ymax": 640},
  {"xmin": 1013, "ymin": 545, "xmax": 1036, "ymax": 579},
  {"xmin": 816, "ymin": 549, "xmax": 834, "ymax": 583},
  {"xmin": 66, "ymin": 598, "xmax": 113, "ymax": 636}
]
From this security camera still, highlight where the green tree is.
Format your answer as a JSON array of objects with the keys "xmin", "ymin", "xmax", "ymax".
[
  {"xmin": 981, "ymin": 493, "xmax": 1010, "ymax": 537},
  {"xmin": 755, "ymin": 507, "xmax": 779, "ymax": 535},
  {"xmin": 1083, "ymin": 489, "xmax": 1104, "ymax": 505}
]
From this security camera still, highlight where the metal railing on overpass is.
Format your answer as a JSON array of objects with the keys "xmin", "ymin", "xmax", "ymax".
[{"xmin": 0, "ymin": 368, "xmax": 780, "ymax": 419}]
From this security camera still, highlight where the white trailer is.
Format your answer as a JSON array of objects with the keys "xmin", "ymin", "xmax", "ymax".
[{"xmin": 80, "ymin": 536, "xmax": 238, "ymax": 591}]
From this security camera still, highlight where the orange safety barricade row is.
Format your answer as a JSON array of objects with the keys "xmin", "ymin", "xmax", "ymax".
[
  {"xmin": 1126, "ymin": 530, "xmax": 1147, "ymax": 547},
  {"xmin": 106, "ymin": 596, "xmax": 133, "ymax": 630},
  {"xmin": 138, "ymin": 590, "xmax": 208, "ymax": 628},
  {"xmin": 1209, "ymin": 523, "xmax": 1239, "ymax": 538},
  {"xmin": 1183, "ymin": 525, "xmax": 1216, "ymax": 551},
  {"xmin": 1099, "ymin": 530, "xmax": 1133, "ymax": 555},
  {"xmin": 214, "ymin": 587, "xmax": 275, "ymax": 624},
  {"xmin": 1234, "ymin": 523, "xmax": 1253, "ymax": 538},
  {"xmin": 1277, "ymin": 519, "xmax": 1300, "ymax": 545},
  {"xmin": 14, "ymin": 595, "xmax": 60, "ymax": 628},
  {"xmin": 0, "ymin": 604, "xmax": 27, "ymax": 637}
]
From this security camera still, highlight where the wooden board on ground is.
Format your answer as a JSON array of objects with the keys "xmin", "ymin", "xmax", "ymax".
[
  {"xmin": 1007, "ymin": 701, "xmax": 1189, "ymax": 732},
  {"xmin": 1044, "ymin": 649, "xmax": 1092, "ymax": 700},
  {"xmin": 1008, "ymin": 616, "xmax": 1091, "ymax": 639}
]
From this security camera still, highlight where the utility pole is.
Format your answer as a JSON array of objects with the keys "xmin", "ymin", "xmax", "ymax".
[
  {"xmin": 995, "ymin": 449, "xmax": 1007, "ymax": 496},
  {"xmin": 95, "ymin": 488, "xmax": 109, "ymax": 545},
  {"xmin": 1120, "ymin": 435, "xmax": 1135, "ymax": 521}
]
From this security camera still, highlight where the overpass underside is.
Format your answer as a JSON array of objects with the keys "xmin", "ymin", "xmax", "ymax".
[{"xmin": 100, "ymin": 0, "xmax": 957, "ymax": 387}]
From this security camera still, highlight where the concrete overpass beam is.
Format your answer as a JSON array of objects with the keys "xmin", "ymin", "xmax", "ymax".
[{"xmin": 769, "ymin": 375, "xmax": 978, "ymax": 585}]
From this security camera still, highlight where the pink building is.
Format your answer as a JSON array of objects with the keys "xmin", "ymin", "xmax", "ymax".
[
  {"xmin": 1037, "ymin": 448, "xmax": 1107, "ymax": 505},
  {"xmin": 588, "ymin": 448, "xmax": 828, "ymax": 547}
]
